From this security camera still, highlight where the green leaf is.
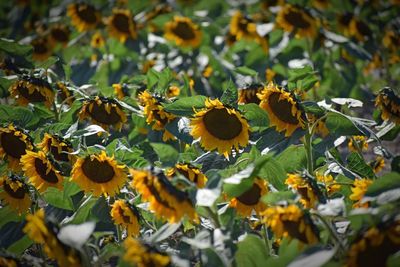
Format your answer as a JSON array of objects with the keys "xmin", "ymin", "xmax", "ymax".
[
  {"xmin": 0, "ymin": 105, "xmax": 39, "ymax": 129},
  {"xmin": 235, "ymin": 234, "xmax": 269, "ymax": 267},
  {"xmin": 261, "ymin": 191, "xmax": 296, "ymax": 205},
  {"xmin": 253, "ymin": 156, "xmax": 287, "ymax": 191},
  {"xmin": 239, "ymin": 103, "xmax": 269, "ymax": 131},
  {"xmin": 265, "ymin": 238, "xmax": 301, "ymax": 267},
  {"xmin": 287, "ymin": 246, "xmax": 336, "ymax": 267},
  {"xmin": 392, "ymin": 156, "xmax": 400, "ymax": 173},
  {"xmin": 0, "ymin": 77, "xmax": 13, "ymax": 97},
  {"xmin": 163, "ymin": 95, "xmax": 207, "ymax": 116},
  {"xmin": 276, "ymin": 145, "xmax": 307, "ymax": 173},
  {"xmin": 7, "ymin": 235, "xmax": 33, "ymax": 255},
  {"xmin": 234, "ymin": 66, "xmax": 258, "ymax": 77},
  {"xmin": 288, "ymin": 66, "xmax": 316, "ymax": 82},
  {"xmin": 365, "ymin": 172, "xmax": 400, "ymax": 197},
  {"xmin": 325, "ymin": 112, "xmax": 362, "ymax": 136},
  {"xmin": 0, "ymin": 38, "xmax": 32, "ymax": 56},
  {"xmin": 66, "ymin": 196, "xmax": 98, "ymax": 224},
  {"xmin": 34, "ymin": 56, "xmax": 59, "ymax": 69},
  {"xmin": 59, "ymin": 101, "xmax": 83, "ymax": 125},
  {"xmin": 43, "ymin": 181, "xmax": 81, "ymax": 211},
  {"xmin": 301, "ymin": 101, "xmax": 325, "ymax": 116},
  {"xmin": 147, "ymin": 222, "xmax": 182, "ymax": 243},
  {"xmin": 0, "ymin": 206, "xmax": 22, "ymax": 228},
  {"xmin": 347, "ymin": 152, "xmax": 375, "ymax": 179},
  {"xmin": 155, "ymin": 67, "xmax": 173, "ymax": 95},
  {"xmin": 220, "ymin": 79, "xmax": 238, "ymax": 108},
  {"xmin": 146, "ymin": 68, "xmax": 159, "ymax": 92},
  {"xmin": 150, "ymin": 143, "xmax": 179, "ymax": 166},
  {"xmin": 223, "ymin": 165, "xmax": 255, "ymax": 198}
]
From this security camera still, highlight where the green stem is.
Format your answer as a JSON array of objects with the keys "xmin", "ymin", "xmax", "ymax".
[
  {"xmin": 261, "ymin": 224, "xmax": 271, "ymax": 256},
  {"xmin": 304, "ymin": 124, "xmax": 314, "ymax": 174},
  {"xmin": 311, "ymin": 212, "xmax": 346, "ymax": 254},
  {"xmin": 116, "ymin": 224, "xmax": 122, "ymax": 242}
]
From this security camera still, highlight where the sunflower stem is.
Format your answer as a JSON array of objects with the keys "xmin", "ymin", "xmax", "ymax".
[
  {"xmin": 304, "ymin": 125, "xmax": 314, "ymax": 173},
  {"xmin": 261, "ymin": 224, "xmax": 271, "ymax": 256},
  {"xmin": 116, "ymin": 224, "xmax": 122, "ymax": 242}
]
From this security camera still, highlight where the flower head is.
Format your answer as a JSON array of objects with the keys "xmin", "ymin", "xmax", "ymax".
[
  {"xmin": 0, "ymin": 174, "xmax": 31, "ymax": 215},
  {"xmin": 164, "ymin": 16, "xmax": 202, "ymax": 48},
  {"xmin": 9, "ymin": 76, "xmax": 55, "ymax": 108},
  {"xmin": 124, "ymin": 237, "xmax": 171, "ymax": 267},
  {"xmin": 67, "ymin": 3, "xmax": 101, "ymax": 32},
  {"xmin": 111, "ymin": 199, "xmax": 141, "ymax": 237}
]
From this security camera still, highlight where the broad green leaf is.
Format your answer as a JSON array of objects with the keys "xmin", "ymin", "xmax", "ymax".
[
  {"xmin": 239, "ymin": 103, "xmax": 269, "ymax": 131},
  {"xmin": 234, "ymin": 66, "xmax": 258, "ymax": 77},
  {"xmin": 276, "ymin": 145, "xmax": 307, "ymax": 173},
  {"xmin": 66, "ymin": 195, "xmax": 98, "ymax": 224},
  {"xmin": 261, "ymin": 191, "xmax": 296, "ymax": 205},
  {"xmin": 43, "ymin": 181, "xmax": 81, "ymax": 211},
  {"xmin": 155, "ymin": 67, "xmax": 173, "ymax": 95},
  {"xmin": 254, "ymin": 156, "xmax": 287, "ymax": 191},
  {"xmin": 0, "ymin": 38, "xmax": 32, "ymax": 56},
  {"xmin": 287, "ymin": 246, "xmax": 336, "ymax": 267},
  {"xmin": 59, "ymin": 101, "xmax": 83, "ymax": 125},
  {"xmin": 365, "ymin": 172, "xmax": 400, "ymax": 197},
  {"xmin": 150, "ymin": 143, "xmax": 179, "ymax": 166},
  {"xmin": 325, "ymin": 112, "xmax": 362, "ymax": 136},
  {"xmin": 146, "ymin": 68, "xmax": 159, "ymax": 92},
  {"xmin": 223, "ymin": 165, "xmax": 255, "ymax": 198},
  {"xmin": 235, "ymin": 234, "xmax": 270, "ymax": 267},
  {"xmin": 163, "ymin": 95, "xmax": 207, "ymax": 116},
  {"xmin": 220, "ymin": 79, "xmax": 238, "ymax": 108},
  {"xmin": 0, "ymin": 206, "xmax": 22, "ymax": 228},
  {"xmin": 34, "ymin": 56, "xmax": 59, "ymax": 69},
  {"xmin": 7, "ymin": 235, "xmax": 33, "ymax": 255},
  {"xmin": 288, "ymin": 66, "xmax": 316, "ymax": 82},
  {"xmin": 347, "ymin": 152, "xmax": 375, "ymax": 179},
  {"xmin": 301, "ymin": 101, "xmax": 325, "ymax": 116}
]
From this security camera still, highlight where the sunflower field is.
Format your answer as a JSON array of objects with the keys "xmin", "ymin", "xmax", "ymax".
[{"xmin": 1, "ymin": 0, "xmax": 400, "ymax": 266}]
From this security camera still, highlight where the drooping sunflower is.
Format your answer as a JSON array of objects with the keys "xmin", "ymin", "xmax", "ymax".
[
  {"xmin": 276, "ymin": 5, "xmax": 318, "ymax": 38},
  {"xmin": 375, "ymin": 88, "xmax": 400, "ymax": 125},
  {"xmin": 261, "ymin": 204, "xmax": 319, "ymax": 245},
  {"xmin": 67, "ymin": 3, "xmax": 101, "ymax": 32},
  {"xmin": 9, "ymin": 76, "xmax": 55, "ymax": 108},
  {"xmin": 0, "ymin": 174, "xmax": 31, "ymax": 215},
  {"xmin": 190, "ymin": 98, "xmax": 250, "ymax": 158},
  {"xmin": 38, "ymin": 133, "xmax": 74, "ymax": 162},
  {"xmin": 21, "ymin": 151, "xmax": 64, "ymax": 193},
  {"xmin": 257, "ymin": 82, "xmax": 305, "ymax": 137},
  {"xmin": 166, "ymin": 163, "xmax": 208, "ymax": 188},
  {"xmin": 79, "ymin": 96, "xmax": 127, "ymax": 131},
  {"xmin": 238, "ymin": 84, "xmax": 264, "ymax": 105},
  {"xmin": 349, "ymin": 178, "xmax": 373, "ymax": 208},
  {"xmin": 23, "ymin": 209, "xmax": 81, "ymax": 267},
  {"xmin": 91, "ymin": 31, "xmax": 105, "ymax": 48},
  {"xmin": 164, "ymin": 16, "xmax": 202, "ymax": 48},
  {"xmin": 55, "ymin": 81, "xmax": 75, "ymax": 106},
  {"xmin": 369, "ymin": 156, "xmax": 385, "ymax": 174},
  {"xmin": 348, "ymin": 135, "xmax": 369, "ymax": 152},
  {"xmin": 48, "ymin": 24, "xmax": 71, "ymax": 47},
  {"xmin": 111, "ymin": 199, "xmax": 141, "ymax": 237},
  {"xmin": 71, "ymin": 151, "xmax": 127, "ymax": 197},
  {"xmin": 107, "ymin": 8, "xmax": 137, "ymax": 43},
  {"xmin": 229, "ymin": 178, "xmax": 268, "ymax": 217},
  {"xmin": 31, "ymin": 36, "xmax": 52, "ymax": 61},
  {"xmin": 0, "ymin": 124, "xmax": 34, "ymax": 171},
  {"xmin": 130, "ymin": 169, "xmax": 197, "ymax": 223},
  {"xmin": 316, "ymin": 173, "xmax": 340, "ymax": 195},
  {"xmin": 124, "ymin": 237, "xmax": 171, "ymax": 267},
  {"xmin": 285, "ymin": 173, "xmax": 318, "ymax": 208}
]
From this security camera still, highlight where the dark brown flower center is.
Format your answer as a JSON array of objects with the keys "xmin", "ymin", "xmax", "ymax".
[
  {"xmin": 297, "ymin": 186, "xmax": 311, "ymax": 202},
  {"xmin": 3, "ymin": 182, "xmax": 26, "ymax": 199},
  {"xmin": 152, "ymin": 109, "xmax": 169, "ymax": 125},
  {"xmin": 77, "ymin": 5, "xmax": 98, "ymax": 24},
  {"xmin": 283, "ymin": 220, "xmax": 309, "ymax": 243},
  {"xmin": 268, "ymin": 92, "xmax": 300, "ymax": 124},
  {"xmin": 51, "ymin": 28, "xmax": 70, "ymax": 42},
  {"xmin": 112, "ymin": 13, "xmax": 131, "ymax": 33},
  {"xmin": 203, "ymin": 108, "xmax": 243, "ymax": 140},
  {"xmin": 0, "ymin": 132, "xmax": 28, "ymax": 159},
  {"xmin": 355, "ymin": 236, "xmax": 399, "ymax": 267},
  {"xmin": 176, "ymin": 166, "xmax": 199, "ymax": 183},
  {"xmin": 34, "ymin": 158, "xmax": 59, "ymax": 184},
  {"xmin": 48, "ymin": 140, "xmax": 70, "ymax": 162},
  {"xmin": 238, "ymin": 18, "xmax": 250, "ymax": 33},
  {"xmin": 236, "ymin": 183, "xmax": 261, "ymax": 205},
  {"xmin": 239, "ymin": 89, "xmax": 261, "ymax": 104},
  {"xmin": 87, "ymin": 102, "xmax": 123, "ymax": 125},
  {"xmin": 172, "ymin": 21, "xmax": 196, "ymax": 40},
  {"xmin": 17, "ymin": 84, "xmax": 47, "ymax": 103},
  {"xmin": 284, "ymin": 10, "xmax": 311, "ymax": 29},
  {"xmin": 32, "ymin": 40, "xmax": 49, "ymax": 54},
  {"xmin": 81, "ymin": 157, "xmax": 115, "ymax": 183},
  {"xmin": 355, "ymin": 21, "xmax": 371, "ymax": 37}
]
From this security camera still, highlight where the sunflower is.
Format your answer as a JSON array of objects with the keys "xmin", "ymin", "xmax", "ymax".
[
  {"xmin": 285, "ymin": 173, "xmax": 318, "ymax": 208},
  {"xmin": 349, "ymin": 178, "xmax": 373, "ymax": 208},
  {"xmin": 260, "ymin": 0, "xmax": 284, "ymax": 9},
  {"xmin": 229, "ymin": 178, "xmax": 268, "ymax": 217},
  {"xmin": 138, "ymin": 91, "xmax": 176, "ymax": 142},
  {"xmin": 0, "ymin": 124, "xmax": 34, "ymax": 171},
  {"xmin": 55, "ymin": 81, "xmax": 75, "ymax": 106},
  {"xmin": 107, "ymin": 8, "xmax": 137, "ymax": 43},
  {"xmin": 130, "ymin": 169, "xmax": 197, "ymax": 223},
  {"xmin": 202, "ymin": 66, "xmax": 213, "ymax": 78},
  {"xmin": 21, "ymin": 151, "xmax": 64, "ymax": 193},
  {"xmin": 164, "ymin": 16, "xmax": 202, "ymax": 48},
  {"xmin": 67, "ymin": 3, "xmax": 101, "ymax": 32},
  {"xmin": 79, "ymin": 96, "xmax": 127, "ymax": 131},
  {"xmin": 308, "ymin": 114, "xmax": 329, "ymax": 137},
  {"xmin": 190, "ymin": 98, "xmax": 250, "ymax": 158},
  {"xmin": 316, "ymin": 173, "xmax": 340, "ymax": 195},
  {"xmin": 312, "ymin": 0, "xmax": 329, "ymax": 9},
  {"xmin": 337, "ymin": 13, "xmax": 354, "ymax": 37},
  {"xmin": 0, "ymin": 174, "xmax": 31, "ymax": 215},
  {"xmin": 167, "ymin": 85, "xmax": 180, "ymax": 98},
  {"xmin": 111, "ymin": 199, "xmax": 141, "ymax": 237},
  {"xmin": 124, "ymin": 237, "xmax": 171, "ymax": 267},
  {"xmin": 348, "ymin": 135, "xmax": 369, "ymax": 152},
  {"xmin": 23, "ymin": 209, "xmax": 81, "ymax": 267},
  {"xmin": 383, "ymin": 29, "xmax": 399, "ymax": 52},
  {"xmin": 31, "ymin": 36, "xmax": 52, "ymax": 61},
  {"xmin": 112, "ymin": 83, "xmax": 130, "ymax": 100},
  {"xmin": 166, "ymin": 163, "xmax": 208, "ymax": 188},
  {"xmin": 0, "ymin": 256, "xmax": 18, "ymax": 267},
  {"xmin": 38, "ymin": 133, "xmax": 74, "ymax": 162},
  {"xmin": 276, "ymin": 5, "xmax": 318, "ymax": 38},
  {"xmin": 375, "ymin": 88, "xmax": 400, "ymax": 125},
  {"xmin": 348, "ymin": 17, "xmax": 372, "ymax": 42},
  {"xmin": 238, "ymin": 84, "xmax": 264, "ymax": 105},
  {"xmin": 257, "ymin": 82, "xmax": 305, "ymax": 137},
  {"xmin": 91, "ymin": 31, "xmax": 105, "ymax": 48},
  {"xmin": 369, "ymin": 156, "xmax": 385, "ymax": 174},
  {"xmin": 48, "ymin": 24, "xmax": 70, "ymax": 47},
  {"xmin": 261, "ymin": 204, "xmax": 319, "ymax": 245},
  {"xmin": 9, "ymin": 76, "xmax": 55, "ymax": 108},
  {"xmin": 71, "ymin": 151, "xmax": 127, "ymax": 197}
]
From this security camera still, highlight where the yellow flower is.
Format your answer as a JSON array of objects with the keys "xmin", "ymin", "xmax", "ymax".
[
  {"xmin": 285, "ymin": 173, "xmax": 318, "ymax": 208},
  {"xmin": 79, "ymin": 96, "xmax": 127, "ymax": 131},
  {"xmin": 167, "ymin": 85, "xmax": 180, "ymax": 98},
  {"xmin": 31, "ymin": 36, "xmax": 52, "ymax": 61},
  {"xmin": 229, "ymin": 178, "xmax": 268, "ymax": 217},
  {"xmin": 55, "ymin": 81, "xmax": 75, "ymax": 106},
  {"xmin": 111, "ymin": 199, "xmax": 140, "ymax": 237},
  {"xmin": 349, "ymin": 178, "xmax": 373, "ymax": 208},
  {"xmin": 91, "ymin": 31, "xmax": 105, "ymax": 48},
  {"xmin": 265, "ymin": 68, "xmax": 276, "ymax": 83},
  {"xmin": 124, "ymin": 237, "xmax": 171, "ymax": 267},
  {"xmin": 0, "ymin": 124, "xmax": 34, "ymax": 171},
  {"xmin": 48, "ymin": 24, "xmax": 70, "ymax": 47},
  {"xmin": 348, "ymin": 135, "xmax": 369, "ymax": 152},
  {"xmin": 38, "ymin": 133, "xmax": 74, "ymax": 162},
  {"xmin": 107, "ymin": 8, "xmax": 137, "ymax": 43},
  {"xmin": 238, "ymin": 84, "xmax": 264, "ymax": 105},
  {"xmin": 316, "ymin": 173, "xmax": 340, "ymax": 195},
  {"xmin": 257, "ymin": 82, "xmax": 305, "ymax": 137},
  {"xmin": 190, "ymin": 98, "xmax": 250, "ymax": 158},
  {"xmin": 312, "ymin": 0, "xmax": 330, "ymax": 9},
  {"xmin": 67, "ymin": 3, "xmax": 100, "ymax": 32},
  {"xmin": 167, "ymin": 163, "xmax": 208, "ymax": 188},
  {"xmin": 375, "ymin": 88, "xmax": 400, "ymax": 125},
  {"xmin": 349, "ymin": 17, "xmax": 372, "ymax": 42},
  {"xmin": 0, "ymin": 256, "xmax": 18, "ymax": 267},
  {"xmin": 130, "ymin": 169, "xmax": 197, "ymax": 223},
  {"xmin": 369, "ymin": 156, "xmax": 385, "ymax": 174},
  {"xmin": 164, "ymin": 16, "xmax": 202, "ymax": 48},
  {"xmin": 0, "ymin": 174, "xmax": 31, "ymax": 215},
  {"xmin": 9, "ymin": 76, "xmax": 55, "ymax": 108},
  {"xmin": 113, "ymin": 83, "xmax": 127, "ymax": 100},
  {"xmin": 276, "ymin": 5, "xmax": 318, "ymax": 38},
  {"xmin": 202, "ymin": 66, "xmax": 213, "ymax": 78},
  {"xmin": 71, "ymin": 151, "xmax": 127, "ymax": 197},
  {"xmin": 307, "ymin": 114, "xmax": 329, "ymax": 137}
]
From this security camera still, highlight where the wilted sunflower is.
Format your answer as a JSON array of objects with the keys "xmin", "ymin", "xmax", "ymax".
[
  {"xmin": 23, "ymin": 209, "xmax": 81, "ymax": 267},
  {"xmin": 238, "ymin": 84, "xmax": 264, "ymax": 105},
  {"xmin": 38, "ymin": 133, "xmax": 74, "ymax": 162},
  {"xmin": 21, "ymin": 151, "xmax": 64, "ymax": 193},
  {"xmin": 0, "ymin": 174, "xmax": 31, "ymax": 215},
  {"xmin": 258, "ymin": 82, "xmax": 305, "ymax": 137},
  {"xmin": 31, "ymin": 36, "xmax": 52, "ymax": 61},
  {"xmin": 375, "ymin": 88, "xmax": 400, "ymax": 124},
  {"xmin": 79, "ymin": 96, "xmax": 127, "ymax": 131},
  {"xmin": 67, "ymin": 3, "xmax": 100, "ymax": 32},
  {"xmin": 124, "ymin": 237, "xmax": 171, "ymax": 267},
  {"xmin": 164, "ymin": 16, "xmax": 202, "ymax": 48},
  {"xmin": 261, "ymin": 204, "xmax": 319, "ymax": 245},
  {"xmin": 369, "ymin": 156, "xmax": 385, "ymax": 174},
  {"xmin": 130, "ymin": 169, "xmax": 197, "ymax": 223},
  {"xmin": 348, "ymin": 135, "xmax": 369, "ymax": 152},
  {"xmin": 107, "ymin": 8, "xmax": 137, "ymax": 43},
  {"xmin": 229, "ymin": 178, "xmax": 268, "ymax": 217},
  {"xmin": 167, "ymin": 163, "xmax": 207, "ymax": 188},
  {"xmin": 316, "ymin": 173, "xmax": 340, "ymax": 195},
  {"xmin": 55, "ymin": 81, "xmax": 75, "ymax": 106},
  {"xmin": 48, "ymin": 24, "xmax": 70, "ymax": 47},
  {"xmin": 0, "ymin": 124, "xmax": 34, "ymax": 171},
  {"xmin": 111, "ymin": 199, "xmax": 140, "ymax": 237},
  {"xmin": 276, "ymin": 5, "xmax": 317, "ymax": 38},
  {"xmin": 285, "ymin": 173, "xmax": 318, "ymax": 208},
  {"xmin": 350, "ymin": 178, "xmax": 373, "ymax": 208},
  {"xmin": 71, "ymin": 151, "xmax": 127, "ymax": 197},
  {"xmin": 91, "ymin": 31, "xmax": 105, "ymax": 48},
  {"xmin": 190, "ymin": 98, "xmax": 250, "ymax": 158},
  {"xmin": 9, "ymin": 76, "xmax": 55, "ymax": 108}
]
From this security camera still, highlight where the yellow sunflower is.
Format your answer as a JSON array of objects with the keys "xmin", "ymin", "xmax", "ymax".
[
  {"xmin": 276, "ymin": 5, "xmax": 318, "ymax": 38},
  {"xmin": 0, "ymin": 124, "xmax": 34, "ymax": 171},
  {"xmin": 166, "ymin": 163, "xmax": 208, "ymax": 188},
  {"xmin": 67, "ymin": 3, "xmax": 101, "ymax": 32},
  {"xmin": 369, "ymin": 156, "xmax": 385, "ymax": 174},
  {"xmin": 164, "ymin": 16, "xmax": 202, "ymax": 48},
  {"xmin": 107, "ymin": 8, "xmax": 137, "ymax": 43},
  {"xmin": 71, "ymin": 151, "xmax": 127, "ymax": 197},
  {"xmin": 238, "ymin": 84, "xmax": 264, "ymax": 105},
  {"xmin": 124, "ymin": 237, "xmax": 171, "ymax": 267},
  {"xmin": 55, "ymin": 81, "xmax": 75, "ymax": 106},
  {"xmin": 348, "ymin": 135, "xmax": 369, "ymax": 152},
  {"xmin": 91, "ymin": 31, "xmax": 105, "ymax": 48},
  {"xmin": 265, "ymin": 68, "xmax": 276, "ymax": 83},
  {"xmin": 0, "ymin": 256, "xmax": 18, "ymax": 267},
  {"xmin": 383, "ymin": 29, "xmax": 399, "ymax": 52},
  {"xmin": 130, "ymin": 169, "xmax": 197, "ymax": 223},
  {"xmin": 167, "ymin": 85, "xmax": 180, "ymax": 98},
  {"xmin": 48, "ymin": 24, "xmax": 70, "ymax": 47},
  {"xmin": 190, "ymin": 98, "xmax": 250, "ymax": 158},
  {"xmin": 349, "ymin": 17, "xmax": 372, "ymax": 42},
  {"xmin": 79, "ymin": 96, "xmax": 127, "ymax": 131},
  {"xmin": 111, "ymin": 199, "xmax": 140, "ymax": 237},
  {"xmin": 257, "ymin": 82, "xmax": 305, "ymax": 137},
  {"xmin": 0, "ymin": 174, "xmax": 31, "ymax": 215},
  {"xmin": 31, "ymin": 36, "xmax": 52, "ymax": 61},
  {"xmin": 285, "ymin": 173, "xmax": 318, "ymax": 208},
  {"xmin": 38, "ymin": 133, "xmax": 74, "ymax": 162},
  {"xmin": 375, "ymin": 88, "xmax": 400, "ymax": 125},
  {"xmin": 9, "ymin": 76, "xmax": 55, "ymax": 108},
  {"xmin": 350, "ymin": 178, "xmax": 373, "ymax": 208},
  {"xmin": 21, "ymin": 151, "xmax": 64, "ymax": 193},
  {"xmin": 229, "ymin": 178, "xmax": 268, "ymax": 217},
  {"xmin": 308, "ymin": 114, "xmax": 329, "ymax": 137},
  {"xmin": 316, "ymin": 173, "xmax": 340, "ymax": 195},
  {"xmin": 113, "ymin": 83, "xmax": 125, "ymax": 100},
  {"xmin": 23, "ymin": 209, "xmax": 81, "ymax": 267}
]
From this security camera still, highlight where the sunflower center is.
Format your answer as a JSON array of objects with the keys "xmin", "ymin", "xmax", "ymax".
[
  {"xmin": 112, "ymin": 13, "xmax": 131, "ymax": 34},
  {"xmin": 268, "ymin": 92, "xmax": 300, "ymax": 124},
  {"xmin": 297, "ymin": 186, "xmax": 311, "ymax": 202},
  {"xmin": 1, "ymin": 132, "xmax": 27, "ymax": 159},
  {"xmin": 283, "ymin": 220, "xmax": 309, "ymax": 243},
  {"xmin": 81, "ymin": 157, "xmax": 115, "ymax": 183},
  {"xmin": 51, "ymin": 28, "xmax": 69, "ymax": 42},
  {"xmin": 77, "ymin": 5, "xmax": 98, "ymax": 24},
  {"xmin": 172, "ymin": 22, "xmax": 196, "ymax": 40},
  {"xmin": 236, "ymin": 183, "xmax": 261, "ymax": 205},
  {"xmin": 238, "ymin": 19, "xmax": 250, "ymax": 33},
  {"xmin": 284, "ymin": 10, "xmax": 311, "ymax": 29},
  {"xmin": 32, "ymin": 41, "xmax": 48, "ymax": 54},
  {"xmin": 355, "ymin": 21, "xmax": 371, "ymax": 36},
  {"xmin": 88, "ymin": 102, "xmax": 122, "ymax": 125},
  {"xmin": 3, "ymin": 182, "xmax": 26, "ymax": 199},
  {"xmin": 17, "ymin": 84, "xmax": 47, "ymax": 102},
  {"xmin": 117, "ymin": 206, "xmax": 131, "ymax": 223},
  {"xmin": 34, "ymin": 158, "xmax": 59, "ymax": 184},
  {"xmin": 152, "ymin": 109, "xmax": 169, "ymax": 125},
  {"xmin": 203, "ymin": 108, "xmax": 243, "ymax": 140},
  {"xmin": 48, "ymin": 141, "xmax": 70, "ymax": 162}
]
